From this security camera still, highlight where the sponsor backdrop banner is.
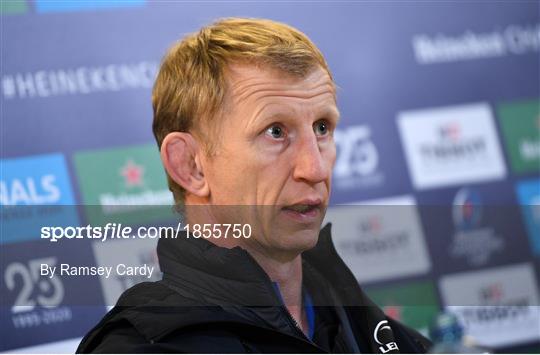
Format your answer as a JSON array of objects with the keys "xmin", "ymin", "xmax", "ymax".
[{"xmin": 1, "ymin": 1, "xmax": 539, "ymax": 353}]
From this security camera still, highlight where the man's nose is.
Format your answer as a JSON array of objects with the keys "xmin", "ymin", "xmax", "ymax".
[{"xmin": 292, "ymin": 135, "xmax": 329, "ymax": 183}]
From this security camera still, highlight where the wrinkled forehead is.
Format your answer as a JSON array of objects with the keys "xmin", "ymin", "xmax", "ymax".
[{"xmin": 224, "ymin": 63, "xmax": 337, "ymax": 110}]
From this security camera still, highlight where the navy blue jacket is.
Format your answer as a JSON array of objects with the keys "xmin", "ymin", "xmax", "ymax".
[{"xmin": 77, "ymin": 224, "xmax": 431, "ymax": 353}]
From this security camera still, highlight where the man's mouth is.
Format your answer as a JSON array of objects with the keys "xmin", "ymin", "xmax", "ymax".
[
  {"xmin": 284, "ymin": 204, "xmax": 319, "ymax": 213},
  {"xmin": 281, "ymin": 199, "xmax": 322, "ymax": 222}
]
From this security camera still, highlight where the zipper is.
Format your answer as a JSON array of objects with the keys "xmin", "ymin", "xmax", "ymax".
[
  {"xmin": 281, "ymin": 303, "xmax": 310, "ymax": 341},
  {"xmin": 238, "ymin": 249, "xmax": 325, "ymax": 350},
  {"xmin": 162, "ymin": 257, "xmax": 326, "ymax": 352},
  {"xmin": 277, "ymin": 303, "xmax": 331, "ymax": 354}
]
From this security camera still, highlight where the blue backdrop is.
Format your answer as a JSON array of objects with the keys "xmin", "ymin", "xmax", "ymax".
[{"xmin": 1, "ymin": 1, "xmax": 539, "ymax": 353}]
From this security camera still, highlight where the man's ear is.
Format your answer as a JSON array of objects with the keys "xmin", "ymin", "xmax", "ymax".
[{"xmin": 160, "ymin": 132, "xmax": 210, "ymax": 198}]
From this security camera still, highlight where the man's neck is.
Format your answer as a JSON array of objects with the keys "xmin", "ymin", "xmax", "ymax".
[
  {"xmin": 184, "ymin": 207, "xmax": 309, "ymax": 336},
  {"xmin": 238, "ymin": 246, "xmax": 309, "ymax": 337}
]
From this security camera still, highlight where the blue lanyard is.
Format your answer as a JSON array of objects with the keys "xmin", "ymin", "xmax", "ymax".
[{"xmin": 304, "ymin": 289, "xmax": 316, "ymax": 340}]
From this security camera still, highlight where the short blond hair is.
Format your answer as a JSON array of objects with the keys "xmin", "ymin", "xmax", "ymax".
[{"xmin": 152, "ymin": 17, "xmax": 334, "ymax": 206}]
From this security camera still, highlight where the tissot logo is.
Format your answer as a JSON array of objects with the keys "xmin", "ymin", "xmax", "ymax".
[
  {"xmin": 352, "ymin": 213, "xmax": 409, "ymax": 256},
  {"xmin": 325, "ymin": 195, "xmax": 430, "ymax": 283},
  {"xmin": 440, "ymin": 263, "xmax": 540, "ymax": 347},
  {"xmin": 480, "ymin": 283, "xmax": 503, "ymax": 304},
  {"xmin": 420, "ymin": 122, "xmax": 486, "ymax": 162},
  {"xmin": 397, "ymin": 102, "xmax": 506, "ymax": 190},
  {"xmin": 333, "ymin": 125, "xmax": 384, "ymax": 190},
  {"xmin": 439, "ymin": 122, "xmax": 461, "ymax": 141},
  {"xmin": 358, "ymin": 216, "xmax": 382, "ymax": 234},
  {"xmin": 449, "ymin": 188, "xmax": 504, "ymax": 266}
]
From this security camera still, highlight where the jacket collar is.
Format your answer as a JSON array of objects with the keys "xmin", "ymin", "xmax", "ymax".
[
  {"xmin": 157, "ymin": 223, "xmax": 401, "ymax": 354},
  {"xmin": 158, "ymin": 222, "xmax": 372, "ymax": 303},
  {"xmin": 157, "ymin": 225, "xmax": 280, "ymax": 307},
  {"xmin": 157, "ymin": 223, "xmax": 352, "ymax": 306}
]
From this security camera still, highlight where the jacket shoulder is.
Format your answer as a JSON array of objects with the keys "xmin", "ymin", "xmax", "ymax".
[
  {"xmin": 81, "ymin": 320, "xmax": 250, "ymax": 353},
  {"xmin": 115, "ymin": 280, "xmax": 179, "ymax": 307},
  {"xmin": 76, "ymin": 281, "xmax": 190, "ymax": 353},
  {"xmin": 77, "ymin": 281, "xmax": 256, "ymax": 353}
]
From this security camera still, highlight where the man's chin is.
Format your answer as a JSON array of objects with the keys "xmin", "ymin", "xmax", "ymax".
[{"xmin": 273, "ymin": 227, "xmax": 320, "ymax": 254}]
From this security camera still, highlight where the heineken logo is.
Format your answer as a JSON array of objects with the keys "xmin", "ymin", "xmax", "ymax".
[
  {"xmin": 497, "ymin": 99, "xmax": 540, "ymax": 174},
  {"xmin": 74, "ymin": 144, "xmax": 174, "ymax": 225},
  {"xmin": 121, "ymin": 159, "xmax": 145, "ymax": 188}
]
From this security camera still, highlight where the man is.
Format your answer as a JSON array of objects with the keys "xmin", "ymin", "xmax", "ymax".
[{"xmin": 77, "ymin": 18, "xmax": 431, "ymax": 353}]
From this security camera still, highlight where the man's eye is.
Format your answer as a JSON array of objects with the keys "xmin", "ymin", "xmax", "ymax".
[
  {"xmin": 314, "ymin": 120, "xmax": 329, "ymax": 136},
  {"xmin": 265, "ymin": 125, "xmax": 285, "ymax": 139}
]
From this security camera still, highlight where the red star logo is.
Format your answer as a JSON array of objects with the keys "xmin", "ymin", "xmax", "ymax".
[
  {"xmin": 120, "ymin": 159, "xmax": 144, "ymax": 187},
  {"xmin": 384, "ymin": 305, "xmax": 402, "ymax": 321}
]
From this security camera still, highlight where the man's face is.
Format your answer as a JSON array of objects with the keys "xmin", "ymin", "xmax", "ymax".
[{"xmin": 201, "ymin": 63, "xmax": 339, "ymax": 257}]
